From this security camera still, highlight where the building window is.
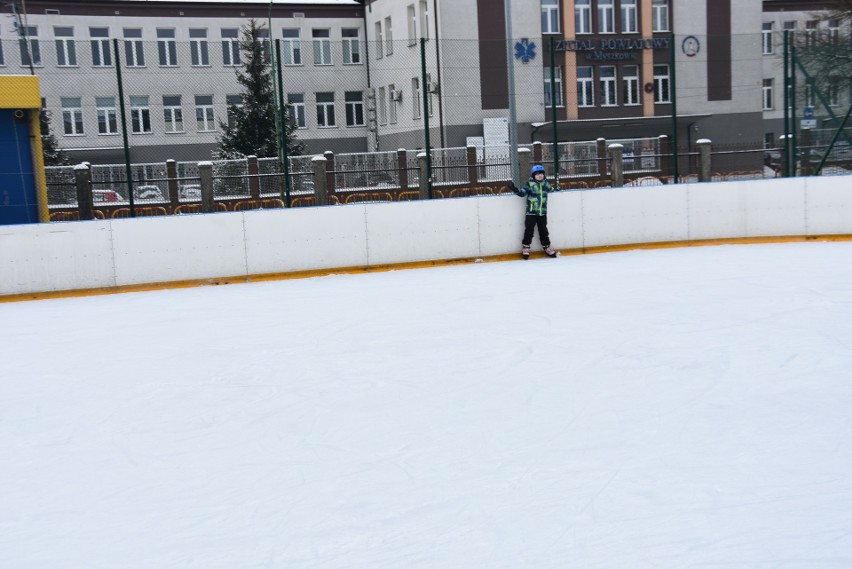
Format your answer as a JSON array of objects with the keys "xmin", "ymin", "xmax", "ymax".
[
  {"xmin": 385, "ymin": 17, "xmax": 394, "ymax": 55},
  {"xmin": 828, "ymin": 19, "xmax": 839, "ymax": 45},
  {"xmin": 157, "ymin": 29, "xmax": 177, "ymax": 66},
  {"xmin": 0, "ymin": 34, "xmax": 6, "ymax": 66},
  {"xmin": 762, "ymin": 22, "xmax": 774, "ymax": 55},
  {"xmin": 312, "ymin": 29, "xmax": 331, "ymax": 65},
  {"xmin": 20, "ymin": 26, "xmax": 41, "ymax": 67},
  {"xmin": 425, "ymin": 73, "xmax": 435, "ymax": 116},
  {"xmin": 190, "ymin": 29, "xmax": 209, "ymax": 66},
  {"xmin": 653, "ymin": 64, "xmax": 670, "ymax": 103},
  {"xmin": 257, "ymin": 28, "xmax": 271, "ymax": 64},
  {"xmin": 652, "ymin": 0, "xmax": 669, "ymax": 32},
  {"xmin": 61, "ymin": 97, "xmax": 84, "ymax": 135},
  {"xmin": 54, "ymin": 27, "xmax": 77, "ymax": 66},
  {"xmin": 541, "ymin": 0, "xmax": 560, "ymax": 34},
  {"xmin": 195, "ymin": 95, "xmax": 215, "ymax": 131},
  {"xmin": 345, "ymin": 91, "xmax": 365, "ymax": 126},
  {"xmin": 623, "ymin": 65, "xmax": 640, "ymax": 106},
  {"xmin": 343, "ymin": 28, "xmax": 361, "ymax": 64},
  {"xmin": 782, "ymin": 21, "xmax": 796, "ymax": 41},
  {"xmin": 90, "ymin": 27, "xmax": 111, "ymax": 67},
  {"xmin": 828, "ymin": 77, "xmax": 840, "ymax": 106},
  {"xmin": 163, "ymin": 95, "xmax": 183, "ymax": 133},
  {"xmin": 804, "ymin": 83, "xmax": 816, "ymax": 107},
  {"xmin": 130, "ymin": 96, "xmax": 152, "ymax": 133},
  {"xmin": 543, "ymin": 66, "xmax": 563, "ymax": 107},
  {"xmin": 375, "ymin": 22, "xmax": 383, "ymax": 59},
  {"xmin": 412, "ymin": 77, "xmax": 421, "ymax": 119},
  {"xmin": 316, "ymin": 92, "xmax": 336, "ymax": 127},
  {"xmin": 282, "ymin": 29, "xmax": 302, "ymax": 65},
  {"xmin": 805, "ymin": 20, "xmax": 818, "ymax": 49},
  {"xmin": 222, "ymin": 28, "xmax": 240, "ymax": 66},
  {"xmin": 419, "ymin": 0, "xmax": 430, "ymax": 40},
  {"xmin": 226, "ymin": 94, "xmax": 243, "ymax": 129},
  {"xmin": 124, "ymin": 28, "xmax": 144, "ymax": 67},
  {"xmin": 96, "ymin": 97, "xmax": 117, "ymax": 135},
  {"xmin": 577, "ymin": 66, "xmax": 594, "ymax": 107},
  {"xmin": 600, "ymin": 66, "xmax": 617, "ymax": 106},
  {"xmin": 287, "ymin": 93, "xmax": 306, "ymax": 128},
  {"xmin": 575, "ymin": 0, "xmax": 591, "ymax": 35},
  {"xmin": 598, "ymin": 0, "xmax": 615, "ymax": 34},
  {"xmin": 388, "ymin": 83, "xmax": 398, "ymax": 124},
  {"xmin": 621, "ymin": 0, "xmax": 637, "ymax": 33},
  {"xmin": 378, "ymin": 86, "xmax": 387, "ymax": 125},
  {"xmin": 407, "ymin": 4, "xmax": 417, "ymax": 46},
  {"xmin": 762, "ymin": 79, "xmax": 773, "ymax": 110}
]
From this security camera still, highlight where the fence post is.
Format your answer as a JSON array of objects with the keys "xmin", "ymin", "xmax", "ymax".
[
  {"xmin": 418, "ymin": 152, "xmax": 430, "ymax": 200},
  {"xmin": 166, "ymin": 159, "xmax": 179, "ymax": 209},
  {"xmin": 696, "ymin": 139, "xmax": 712, "ymax": 182},
  {"xmin": 247, "ymin": 155, "xmax": 260, "ymax": 199},
  {"xmin": 466, "ymin": 145, "xmax": 478, "ymax": 186},
  {"xmin": 658, "ymin": 135, "xmax": 671, "ymax": 183},
  {"xmin": 324, "ymin": 150, "xmax": 336, "ymax": 196},
  {"xmin": 518, "ymin": 147, "xmax": 531, "ymax": 184},
  {"xmin": 608, "ymin": 144, "xmax": 624, "ymax": 188},
  {"xmin": 397, "ymin": 149, "xmax": 409, "ymax": 193},
  {"xmin": 198, "ymin": 161, "xmax": 214, "ymax": 213},
  {"xmin": 74, "ymin": 163, "xmax": 94, "ymax": 220},
  {"xmin": 312, "ymin": 155, "xmax": 328, "ymax": 206},
  {"xmin": 533, "ymin": 141, "xmax": 543, "ymax": 165},
  {"xmin": 596, "ymin": 137, "xmax": 608, "ymax": 181}
]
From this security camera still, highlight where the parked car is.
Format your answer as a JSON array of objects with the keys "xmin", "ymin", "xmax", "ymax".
[
  {"xmin": 134, "ymin": 185, "xmax": 166, "ymax": 202},
  {"xmin": 92, "ymin": 189, "xmax": 123, "ymax": 203},
  {"xmin": 179, "ymin": 184, "xmax": 202, "ymax": 201}
]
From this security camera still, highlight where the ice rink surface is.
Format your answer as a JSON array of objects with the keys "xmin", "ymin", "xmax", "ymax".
[{"xmin": 2, "ymin": 241, "xmax": 852, "ymax": 569}]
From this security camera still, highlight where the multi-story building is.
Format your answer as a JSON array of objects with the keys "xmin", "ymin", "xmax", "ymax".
[
  {"xmin": 0, "ymin": 0, "xmax": 367, "ymax": 163},
  {"xmin": 1, "ymin": 0, "xmax": 845, "ymax": 165}
]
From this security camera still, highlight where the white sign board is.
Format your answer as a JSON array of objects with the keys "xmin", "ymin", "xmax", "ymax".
[
  {"xmin": 482, "ymin": 118, "xmax": 510, "ymax": 163},
  {"xmin": 801, "ymin": 119, "xmax": 817, "ymax": 130}
]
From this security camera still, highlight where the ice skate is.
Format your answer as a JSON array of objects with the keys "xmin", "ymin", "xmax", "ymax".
[
  {"xmin": 544, "ymin": 245, "xmax": 558, "ymax": 258},
  {"xmin": 522, "ymin": 245, "xmax": 531, "ymax": 260}
]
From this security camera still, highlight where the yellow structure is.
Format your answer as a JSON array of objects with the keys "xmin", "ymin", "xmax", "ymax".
[{"xmin": 0, "ymin": 75, "xmax": 48, "ymax": 223}]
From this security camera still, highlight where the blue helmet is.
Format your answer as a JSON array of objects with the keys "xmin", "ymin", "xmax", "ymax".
[{"xmin": 530, "ymin": 164, "xmax": 546, "ymax": 177}]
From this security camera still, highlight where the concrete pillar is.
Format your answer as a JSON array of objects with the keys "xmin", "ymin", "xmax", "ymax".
[
  {"xmin": 166, "ymin": 159, "xmax": 179, "ymax": 208},
  {"xmin": 518, "ymin": 147, "xmax": 532, "ymax": 183},
  {"xmin": 608, "ymin": 143, "xmax": 624, "ymax": 188},
  {"xmin": 466, "ymin": 145, "xmax": 478, "ymax": 185},
  {"xmin": 74, "ymin": 163, "xmax": 94, "ymax": 220},
  {"xmin": 417, "ymin": 152, "xmax": 429, "ymax": 200},
  {"xmin": 324, "ymin": 150, "xmax": 336, "ymax": 194},
  {"xmin": 312, "ymin": 155, "xmax": 328, "ymax": 206},
  {"xmin": 696, "ymin": 138, "xmax": 712, "ymax": 182},
  {"xmin": 397, "ymin": 149, "xmax": 409, "ymax": 191},
  {"xmin": 198, "ymin": 161, "xmax": 214, "ymax": 213},
  {"xmin": 247, "ymin": 155, "xmax": 260, "ymax": 199}
]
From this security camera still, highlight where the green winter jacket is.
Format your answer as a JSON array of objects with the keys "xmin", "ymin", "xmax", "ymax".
[{"xmin": 516, "ymin": 178, "xmax": 554, "ymax": 216}]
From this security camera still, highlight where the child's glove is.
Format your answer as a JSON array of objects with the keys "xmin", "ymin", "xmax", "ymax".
[{"xmin": 507, "ymin": 181, "xmax": 518, "ymax": 194}]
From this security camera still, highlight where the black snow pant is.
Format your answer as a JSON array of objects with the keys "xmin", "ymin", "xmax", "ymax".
[{"xmin": 522, "ymin": 214, "xmax": 550, "ymax": 247}]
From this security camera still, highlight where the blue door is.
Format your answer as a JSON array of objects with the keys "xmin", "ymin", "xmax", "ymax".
[{"xmin": 0, "ymin": 109, "xmax": 40, "ymax": 225}]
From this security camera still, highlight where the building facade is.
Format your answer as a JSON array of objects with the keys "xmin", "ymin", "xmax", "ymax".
[{"xmin": 1, "ymin": 0, "xmax": 846, "ymax": 164}]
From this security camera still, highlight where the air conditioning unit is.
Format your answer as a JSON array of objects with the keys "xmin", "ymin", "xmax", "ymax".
[
  {"xmin": 391, "ymin": 90, "xmax": 403, "ymax": 103},
  {"xmin": 427, "ymin": 81, "xmax": 440, "ymax": 94}
]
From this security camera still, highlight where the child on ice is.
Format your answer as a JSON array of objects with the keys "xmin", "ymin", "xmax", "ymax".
[{"xmin": 510, "ymin": 164, "xmax": 558, "ymax": 260}]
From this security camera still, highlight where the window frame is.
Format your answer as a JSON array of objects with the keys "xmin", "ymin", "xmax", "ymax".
[
  {"xmin": 622, "ymin": 65, "xmax": 640, "ymax": 106},
  {"xmin": 653, "ymin": 64, "xmax": 671, "ymax": 103},
  {"xmin": 61, "ymin": 97, "xmax": 84, "ymax": 136},
  {"xmin": 130, "ymin": 95, "xmax": 153, "ymax": 134},
  {"xmin": 124, "ymin": 28, "xmax": 145, "ymax": 67},
  {"xmin": 621, "ymin": 0, "xmax": 638, "ymax": 34},
  {"xmin": 157, "ymin": 28, "xmax": 178, "ymax": 67},
  {"xmin": 575, "ymin": 0, "xmax": 591, "ymax": 35},
  {"xmin": 543, "ymin": 66, "xmax": 564, "ymax": 108},
  {"xmin": 20, "ymin": 26, "xmax": 42, "ymax": 67},
  {"xmin": 599, "ymin": 65, "xmax": 617, "ymax": 106},
  {"xmin": 54, "ymin": 27, "xmax": 78, "ymax": 67},
  {"xmin": 652, "ymin": 0, "xmax": 670, "ymax": 33},
  {"xmin": 762, "ymin": 22, "xmax": 774, "ymax": 55},
  {"xmin": 221, "ymin": 28, "xmax": 240, "ymax": 66},
  {"xmin": 342, "ymin": 28, "xmax": 362, "ymax": 65},
  {"xmin": 541, "ymin": 0, "xmax": 560, "ymax": 35},
  {"xmin": 195, "ymin": 95, "xmax": 215, "ymax": 132},
  {"xmin": 577, "ymin": 66, "xmax": 594, "ymax": 107},
  {"xmin": 344, "ymin": 91, "xmax": 365, "ymax": 127},
  {"xmin": 312, "ymin": 29, "xmax": 332, "ymax": 66},
  {"xmin": 90, "ymin": 27, "xmax": 112, "ymax": 67},
  {"xmin": 288, "ymin": 93, "xmax": 306, "ymax": 129},
  {"xmin": 316, "ymin": 92, "xmax": 336, "ymax": 128},
  {"xmin": 598, "ymin": 0, "xmax": 615, "ymax": 34},
  {"xmin": 96, "ymin": 96, "xmax": 118, "ymax": 135},
  {"xmin": 189, "ymin": 29, "xmax": 209, "ymax": 66}
]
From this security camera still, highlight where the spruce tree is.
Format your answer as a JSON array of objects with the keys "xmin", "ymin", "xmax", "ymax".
[
  {"xmin": 39, "ymin": 108, "xmax": 67, "ymax": 166},
  {"xmin": 217, "ymin": 19, "xmax": 303, "ymax": 159}
]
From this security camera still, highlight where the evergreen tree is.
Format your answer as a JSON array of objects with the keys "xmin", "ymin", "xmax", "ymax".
[
  {"xmin": 217, "ymin": 19, "xmax": 303, "ymax": 159},
  {"xmin": 39, "ymin": 108, "xmax": 67, "ymax": 166}
]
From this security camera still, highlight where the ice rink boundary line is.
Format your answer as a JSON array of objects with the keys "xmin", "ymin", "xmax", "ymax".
[{"xmin": 2, "ymin": 233, "xmax": 851, "ymax": 304}]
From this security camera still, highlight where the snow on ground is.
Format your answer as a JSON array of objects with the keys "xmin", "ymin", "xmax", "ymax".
[{"xmin": 2, "ymin": 242, "xmax": 852, "ymax": 569}]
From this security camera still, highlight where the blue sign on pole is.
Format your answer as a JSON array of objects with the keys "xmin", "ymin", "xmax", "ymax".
[{"xmin": 803, "ymin": 106, "xmax": 814, "ymax": 120}]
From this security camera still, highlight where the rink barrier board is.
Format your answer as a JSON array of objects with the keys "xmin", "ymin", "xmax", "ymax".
[
  {"xmin": 2, "ymin": 234, "xmax": 852, "ymax": 304},
  {"xmin": 1, "ymin": 176, "xmax": 851, "ymax": 301}
]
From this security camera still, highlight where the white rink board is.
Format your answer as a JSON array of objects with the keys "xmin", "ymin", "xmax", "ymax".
[
  {"xmin": 2, "ymin": 175, "xmax": 851, "ymax": 296},
  {"xmin": 110, "ymin": 214, "xmax": 248, "ymax": 286},
  {"xmin": 0, "ymin": 221, "xmax": 115, "ymax": 295}
]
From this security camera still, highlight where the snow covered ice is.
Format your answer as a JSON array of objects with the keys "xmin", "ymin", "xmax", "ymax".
[{"xmin": 2, "ymin": 242, "xmax": 852, "ymax": 568}]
